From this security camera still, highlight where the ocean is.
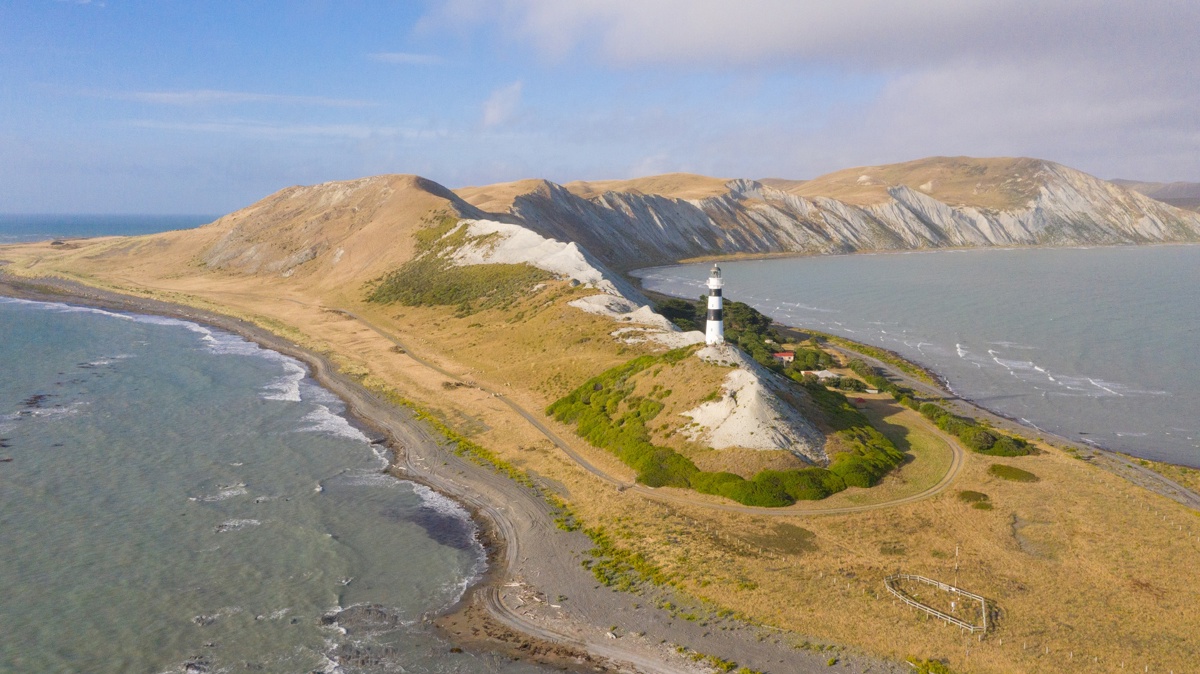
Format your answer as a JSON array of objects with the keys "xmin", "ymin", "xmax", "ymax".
[
  {"xmin": 0, "ymin": 214, "xmax": 217, "ymax": 244},
  {"xmin": 634, "ymin": 245, "xmax": 1200, "ymax": 468},
  {"xmin": 0, "ymin": 298, "xmax": 549, "ymax": 674}
]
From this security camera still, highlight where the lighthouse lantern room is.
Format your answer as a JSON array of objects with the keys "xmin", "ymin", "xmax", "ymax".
[{"xmin": 705, "ymin": 265, "xmax": 724, "ymax": 346}]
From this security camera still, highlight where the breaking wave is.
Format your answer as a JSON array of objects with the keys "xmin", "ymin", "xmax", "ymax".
[{"xmin": 299, "ymin": 405, "xmax": 371, "ymax": 443}]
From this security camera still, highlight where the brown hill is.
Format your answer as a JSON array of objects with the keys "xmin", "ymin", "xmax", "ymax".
[
  {"xmin": 197, "ymin": 174, "xmax": 479, "ymax": 291},
  {"xmin": 789, "ymin": 156, "xmax": 1049, "ymax": 209},
  {"xmin": 560, "ymin": 173, "xmax": 730, "ymax": 200},
  {"xmin": 1111, "ymin": 179, "xmax": 1200, "ymax": 212}
]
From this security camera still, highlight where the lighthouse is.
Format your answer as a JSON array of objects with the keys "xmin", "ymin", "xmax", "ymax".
[{"xmin": 705, "ymin": 265, "xmax": 725, "ymax": 345}]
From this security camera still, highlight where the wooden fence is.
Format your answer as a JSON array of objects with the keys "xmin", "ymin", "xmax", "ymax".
[{"xmin": 884, "ymin": 574, "xmax": 988, "ymax": 634}]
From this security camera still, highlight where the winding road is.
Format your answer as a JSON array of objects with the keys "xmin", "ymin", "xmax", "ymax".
[{"xmin": 337, "ymin": 307, "xmax": 967, "ymax": 517}]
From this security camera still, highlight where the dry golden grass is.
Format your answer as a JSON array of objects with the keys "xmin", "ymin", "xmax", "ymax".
[
  {"xmin": 758, "ymin": 178, "xmax": 809, "ymax": 192},
  {"xmin": 561, "ymin": 173, "xmax": 731, "ymax": 200},
  {"xmin": 5, "ymin": 191, "xmax": 1199, "ymax": 674},
  {"xmin": 688, "ymin": 448, "xmax": 809, "ymax": 477},
  {"xmin": 587, "ymin": 439, "xmax": 1200, "ymax": 673},
  {"xmin": 790, "ymin": 156, "xmax": 1049, "ymax": 210},
  {"xmin": 1135, "ymin": 455, "xmax": 1200, "ymax": 494},
  {"xmin": 453, "ymin": 178, "xmax": 554, "ymax": 214},
  {"xmin": 837, "ymin": 395, "xmax": 956, "ymax": 505}
]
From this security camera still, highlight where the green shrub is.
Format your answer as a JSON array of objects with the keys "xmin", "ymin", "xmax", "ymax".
[
  {"xmin": 919, "ymin": 402, "xmax": 949, "ymax": 420},
  {"xmin": 988, "ymin": 464, "xmax": 1040, "ymax": 482},
  {"xmin": 956, "ymin": 490, "xmax": 989, "ymax": 503},
  {"xmin": 367, "ymin": 216, "xmax": 556, "ymax": 314},
  {"xmin": 549, "ymin": 349, "xmax": 903, "ymax": 506},
  {"xmin": 828, "ymin": 426, "xmax": 904, "ymax": 488},
  {"xmin": 907, "ymin": 659, "xmax": 956, "ymax": 674},
  {"xmin": 959, "ymin": 426, "xmax": 997, "ymax": 452},
  {"xmin": 834, "ymin": 376, "xmax": 868, "ymax": 392},
  {"xmin": 984, "ymin": 435, "xmax": 1033, "ymax": 457},
  {"xmin": 656, "ymin": 297, "xmax": 702, "ymax": 331},
  {"xmin": 845, "ymin": 358, "xmax": 904, "ymax": 394},
  {"xmin": 790, "ymin": 346, "xmax": 834, "ymax": 371},
  {"xmin": 918, "ymin": 402, "xmax": 1032, "ymax": 457}
]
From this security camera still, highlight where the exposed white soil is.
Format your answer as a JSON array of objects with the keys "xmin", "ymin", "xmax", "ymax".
[
  {"xmin": 682, "ymin": 344, "xmax": 825, "ymax": 464},
  {"xmin": 452, "ymin": 219, "xmax": 642, "ymax": 300},
  {"xmin": 447, "ymin": 219, "xmax": 824, "ymax": 461},
  {"xmin": 449, "ymin": 219, "xmax": 703, "ymax": 348},
  {"xmin": 505, "ymin": 162, "xmax": 1200, "ymax": 270}
]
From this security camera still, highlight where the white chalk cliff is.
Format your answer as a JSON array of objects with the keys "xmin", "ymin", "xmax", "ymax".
[{"xmin": 471, "ymin": 159, "xmax": 1200, "ymax": 270}]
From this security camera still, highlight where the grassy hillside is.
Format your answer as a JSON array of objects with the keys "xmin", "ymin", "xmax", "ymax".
[
  {"xmin": 4, "ymin": 163, "xmax": 1200, "ymax": 673},
  {"xmin": 789, "ymin": 156, "xmax": 1049, "ymax": 209},
  {"xmin": 547, "ymin": 348, "xmax": 905, "ymax": 507}
]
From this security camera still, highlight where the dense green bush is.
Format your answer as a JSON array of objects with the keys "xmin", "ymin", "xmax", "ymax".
[
  {"xmin": 653, "ymin": 297, "xmax": 785, "ymax": 372},
  {"xmin": 828, "ymin": 425, "xmax": 905, "ymax": 488},
  {"xmin": 988, "ymin": 464, "xmax": 1040, "ymax": 482},
  {"xmin": 833, "ymin": 376, "xmax": 868, "ymax": 392},
  {"xmin": 656, "ymin": 298, "xmax": 702, "ymax": 331},
  {"xmin": 918, "ymin": 402, "xmax": 1032, "ymax": 457},
  {"xmin": 549, "ymin": 349, "xmax": 906, "ymax": 507},
  {"xmin": 791, "ymin": 346, "xmax": 835, "ymax": 371}
]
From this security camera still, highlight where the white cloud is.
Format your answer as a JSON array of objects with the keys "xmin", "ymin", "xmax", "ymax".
[
  {"xmin": 427, "ymin": 1, "xmax": 1199, "ymax": 70},
  {"xmin": 423, "ymin": 0, "xmax": 1200, "ymax": 181},
  {"xmin": 92, "ymin": 89, "xmax": 373, "ymax": 108},
  {"xmin": 482, "ymin": 81, "xmax": 523, "ymax": 127},
  {"xmin": 368, "ymin": 52, "xmax": 443, "ymax": 65}
]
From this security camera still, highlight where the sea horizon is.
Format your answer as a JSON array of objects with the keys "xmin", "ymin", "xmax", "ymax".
[{"xmin": 0, "ymin": 213, "xmax": 217, "ymax": 243}]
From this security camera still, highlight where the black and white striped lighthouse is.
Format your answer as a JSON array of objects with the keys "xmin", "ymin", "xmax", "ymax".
[{"xmin": 705, "ymin": 264, "xmax": 724, "ymax": 345}]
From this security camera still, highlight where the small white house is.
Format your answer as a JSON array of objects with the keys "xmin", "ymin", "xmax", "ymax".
[{"xmin": 802, "ymin": 369, "xmax": 839, "ymax": 381}]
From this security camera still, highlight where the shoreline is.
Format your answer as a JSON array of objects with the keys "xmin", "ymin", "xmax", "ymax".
[
  {"xmin": 661, "ymin": 239, "xmax": 1200, "ymax": 268},
  {"xmin": 631, "ymin": 256, "xmax": 1200, "ymax": 471},
  {"xmin": 1, "ymin": 273, "xmax": 913, "ymax": 674},
  {"xmin": 635, "ymin": 276, "xmax": 1200, "ymax": 511},
  {"xmin": 0, "ymin": 275, "xmax": 609, "ymax": 671},
  {"xmin": 11, "ymin": 265, "xmax": 1200, "ymax": 666}
]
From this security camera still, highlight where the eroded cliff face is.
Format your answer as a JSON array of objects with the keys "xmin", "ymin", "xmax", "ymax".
[
  {"xmin": 178, "ymin": 158, "xmax": 1200, "ymax": 286},
  {"xmin": 477, "ymin": 159, "xmax": 1200, "ymax": 270}
]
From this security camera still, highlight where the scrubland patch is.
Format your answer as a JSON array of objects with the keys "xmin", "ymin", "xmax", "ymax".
[{"xmin": 988, "ymin": 464, "xmax": 1040, "ymax": 482}]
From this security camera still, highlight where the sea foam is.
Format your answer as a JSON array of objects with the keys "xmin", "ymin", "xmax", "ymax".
[
  {"xmin": 411, "ymin": 484, "xmax": 487, "ymax": 607},
  {"xmin": 299, "ymin": 405, "xmax": 370, "ymax": 443}
]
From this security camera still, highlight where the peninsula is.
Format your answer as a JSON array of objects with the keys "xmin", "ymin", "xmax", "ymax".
[{"xmin": 3, "ymin": 156, "xmax": 1200, "ymax": 674}]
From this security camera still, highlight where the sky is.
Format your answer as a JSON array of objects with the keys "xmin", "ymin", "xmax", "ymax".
[{"xmin": 2, "ymin": 0, "xmax": 1199, "ymax": 214}]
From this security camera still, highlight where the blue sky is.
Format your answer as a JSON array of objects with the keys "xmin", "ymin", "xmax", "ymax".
[{"xmin": 3, "ymin": 1, "xmax": 1198, "ymax": 214}]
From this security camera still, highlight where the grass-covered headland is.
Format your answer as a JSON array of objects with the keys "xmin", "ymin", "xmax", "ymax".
[
  {"xmin": 547, "ymin": 347, "xmax": 904, "ymax": 507},
  {"xmin": 366, "ymin": 215, "xmax": 554, "ymax": 315}
]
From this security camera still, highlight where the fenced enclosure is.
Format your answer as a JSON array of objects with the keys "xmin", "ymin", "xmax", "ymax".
[{"xmin": 884, "ymin": 574, "xmax": 988, "ymax": 634}]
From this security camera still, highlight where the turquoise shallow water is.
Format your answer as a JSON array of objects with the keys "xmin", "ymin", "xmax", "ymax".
[
  {"xmin": 0, "ymin": 298, "xmax": 548, "ymax": 674},
  {"xmin": 635, "ymin": 245, "xmax": 1200, "ymax": 468}
]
